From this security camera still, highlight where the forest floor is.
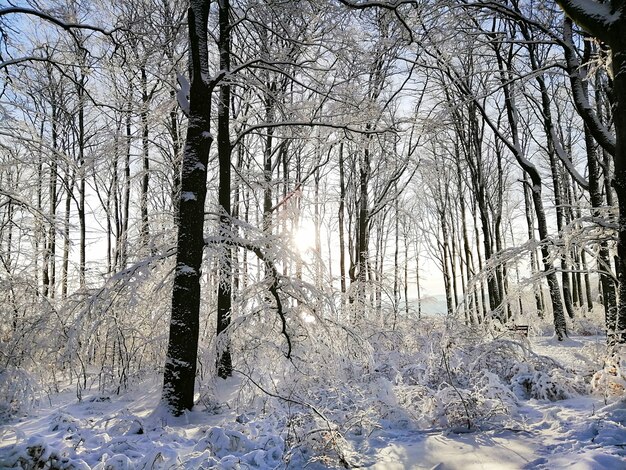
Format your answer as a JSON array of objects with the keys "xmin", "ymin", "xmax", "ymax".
[
  {"xmin": 364, "ymin": 335, "xmax": 626, "ymax": 469},
  {"xmin": 1, "ymin": 334, "xmax": 625, "ymax": 469}
]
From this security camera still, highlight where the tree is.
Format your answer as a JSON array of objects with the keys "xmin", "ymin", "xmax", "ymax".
[
  {"xmin": 162, "ymin": 0, "xmax": 215, "ymax": 415},
  {"xmin": 216, "ymin": 0, "xmax": 233, "ymax": 379},
  {"xmin": 555, "ymin": 0, "xmax": 626, "ymax": 342}
]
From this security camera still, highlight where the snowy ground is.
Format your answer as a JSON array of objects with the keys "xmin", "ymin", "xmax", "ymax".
[
  {"xmin": 365, "ymin": 395, "xmax": 626, "ymax": 469},
  {"xmin": 1, "ymin": 335, "xmax": 625, "ymax": 469},
  {"xmin": 363, "ymin": 335, "xmax": 626, "ymax": 469}
]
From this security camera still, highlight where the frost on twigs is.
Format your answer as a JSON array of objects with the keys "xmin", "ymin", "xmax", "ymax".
[
  {"xmin": 0, "ymin": 367, "xmax": 40, "ymax": 420},
  {"xmin": 592, "ymin": 345, "xmax": 626, "ymax": 398}
]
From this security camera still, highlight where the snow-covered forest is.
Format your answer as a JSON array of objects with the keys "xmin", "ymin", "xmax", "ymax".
[{"xmin": 1, "ymin": 0, "xmax": 626, "ymax": 468}]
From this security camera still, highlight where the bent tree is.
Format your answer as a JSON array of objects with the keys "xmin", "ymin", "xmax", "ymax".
[
  {"xmin": 162, "ymin": 0, "xmax": 215, "ymax": 415},
  {"xmin": 555, "ymin": 0, "xmax": 626, "ymax": 343}
]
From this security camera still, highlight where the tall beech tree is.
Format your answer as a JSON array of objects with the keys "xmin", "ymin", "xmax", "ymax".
[
  {"xmin": 216, "ymin": 0, "xmax": 233, "ymax": 380},
  {"xmin": 555, "ymin": 0, "xmax": 626, "ymax": 343},
  {"xmin": 162, "ymin": 0, "xmax": 215, "ymax": 415}
]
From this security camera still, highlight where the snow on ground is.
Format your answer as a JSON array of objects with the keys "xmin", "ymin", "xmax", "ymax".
[
  {"xmin": 0, "ymin": 380, "xmax": 288, "ymax": 469},
  {"xmin": 364, "ymin": 395, "xmax": 626, "ymax": 469},
  {"xmin": 1, "ymin": 335, "xmax": 625, "ymax": 469},
  {"xmin": 360, "ymin": 335, "xmax": 626, "ymax": 470}
]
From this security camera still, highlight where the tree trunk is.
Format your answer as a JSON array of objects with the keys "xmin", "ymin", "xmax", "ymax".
[
  {"xmin": 216, "ymin": 0, "xmax": 233, "ymax": 379},
  {"xmin": 611, "ymin": 44, "xmax": 626, "ymax": 342},
  {"xmin": 472, "ymin": 202, "xmax": 487, "ymax": 322},
  {"xmin": 357, "ymin": 145, "xmax": 370, "ymax": 288},
  {"xmin": 338, "ymin": 143, "xmax": 347, "ymax": 294},
  {"xmin": 43, "ymin": 111, "xmax": 58, "ymax": 299},
  {"xmin": 522, "ymin": 175, "xmax": 544, "ymax": 317},
  {"xmin": 163, "ymin": 1, "xmax": 213, "ymax": 415},
  {"xmin": 61, "ymin": 165, "xmax": 74, "ymax": 299},
  {"xmin": 414, "ymin": 235, "xmax": 422, "ymax": 318},
  {"xmin": 440, "ymin": 210, "xmax": 453, "ymax": 316},
  {"xmin": 121, "ymin": 102, "xmax": 132, "ymax": 268},
  {"xmin": 140, "ymin": 65, "xmax": 151, "ymax": 251},
  {"xmin": 78, "ymin": 71, "xmax": 86, "ymax": 290}
]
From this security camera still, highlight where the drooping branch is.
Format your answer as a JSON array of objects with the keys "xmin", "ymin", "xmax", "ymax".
[{"xmin": 205, "ymin": 236, "xmax": 292, "ymax": 359}]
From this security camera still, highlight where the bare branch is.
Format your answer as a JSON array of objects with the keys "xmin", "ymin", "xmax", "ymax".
[
  {"xmin": 205, "ymin": 235, "xmax": 292, "ymax": 359},
  {"xmin": 0, "ymin": 7, "xmax": 120, "ymax": 35}
]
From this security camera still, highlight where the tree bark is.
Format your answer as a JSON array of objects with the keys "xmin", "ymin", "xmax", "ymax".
[
  {"xmin": 611, "ymin": 44, "xmax": 626, "ymax": 342},
  {"xmin": 338, "ymin": 143, "xmax": 347, "ymax": 294},
  {"xmin": 216, "ymin": 0, "xmax": 233, "ymax": 380},
  {"xmin": 556, "ymin": 1, "xmax": 626, "ymax": 342},
  {"xmin": 140, "ymin": 64, "xmax": 151, "ymax": 251},
  {"xmin": 162, "ymin": 1, "xmax": 213, "ymax": 415}
]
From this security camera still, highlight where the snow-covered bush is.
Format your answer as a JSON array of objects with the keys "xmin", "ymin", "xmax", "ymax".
[
  {"xmin": 509, "ymin": 363, "xmax": 575, "ymax": 401},
  {"xmin": 0, "ymin": 367, "xmax": 41, "ymax": 420},
  {"xmin": 592, "ymin": 346, "xmax": 626, "ymax": 397},
  {"xmin": 0, "ymin": 278, "xmax": 59, "ymax": 419},
  {"xmin": 0, "ymin": 255, "xmax": 176, "ymax": 419}
]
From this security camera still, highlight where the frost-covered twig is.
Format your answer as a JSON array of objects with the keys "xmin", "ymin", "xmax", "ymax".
[
  {"xmin": 233, "ymin": 368, "xmax": 355, "ymax": 467},
  {"xmin": 206, "ymin": 235, "xmax": 292, "ymax": 358},
  {"xmin": 441, "ymin": 346, "xmax": 473, "ymax": 430}
]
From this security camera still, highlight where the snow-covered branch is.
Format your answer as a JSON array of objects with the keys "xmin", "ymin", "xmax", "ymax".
[
  {"xmin": 205, "ymin": 235, "xmax": 292, "ymax": 359},
  {"xmin": 555, "ymin": 0, "xmax": 617, "ymax": 43},
  {"xmin": 562, "ymin": 18, "xmax": 616, "ymax": 156},
  {"xmin": 0, "ymin": 7, "xmax": 119, "ymax": 35}
]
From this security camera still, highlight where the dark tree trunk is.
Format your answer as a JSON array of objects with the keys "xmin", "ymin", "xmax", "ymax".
[
  {"xmin": 394, "ymin": 188, "xmax": 400, "ymax": 317},
  {"xmin": 78, "ymin": 71, "xmax": 86, "ymax": 290},
  {"xmin": 121, "ymin": 102, "xmax": 132, "ymax": 268},
  {"xmin": 440, "ymin": 210, "xmax": 454, "ymax": 316},
  {"xmin": 338, "ymin": 143, "xmax": 347, "ymax": 294},
  {"xmin": 43, "ymin": 102, "xmax": 58, "ymax": 298},
  {"xmin": 472, "ymin": 202, "xmax": 487, "ymax": 322},
  {"xmin": 140, "ymin": 65, "xmax": 150, "ymax": 251},
  {"xmin": 415, "ymin": 236, "xmax": 422, "ymax": 318},
  {"xmin": 611, "ymin": 43, "xmax": 626, "ymax": 342},
  {"xmin": 216, "ymin": 0, "xmax": 233, "ymax": 379},
  {"xmin": 61, "ymin": 165, "xmax": 74, "ymax": 299},
  {"xmin": 522, "ymin": 175, "xmax": 544, "ymax": 317},
  {"xmin": 449, "ymin": 210, "xmax": 460, "ymax": 313},
  {"xmin": 163, "ymin": 1, "xmax": 213, "ymax": 415},
  {"xmin": 357, "ymin": 145, "xmax": 370, "ymax": 287}
]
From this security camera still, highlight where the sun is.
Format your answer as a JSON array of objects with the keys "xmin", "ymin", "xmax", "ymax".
[{"xmin": 292, "ymin": 221, "xmax": 317, "ymax": 255}]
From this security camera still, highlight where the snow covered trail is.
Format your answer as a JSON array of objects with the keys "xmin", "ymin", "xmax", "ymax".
[
  {"xmin": 358, "ymin": 335, "xmax": 626, "ymax": 470},
  {"xmin": 364, "ymin": 396, "xmax": 626, "ymax": 469},
  {"xmin": 365, "ymin": 427, "xmax": 537, "ymax": 469}
]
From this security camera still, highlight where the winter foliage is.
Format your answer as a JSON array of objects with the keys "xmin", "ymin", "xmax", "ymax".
[{"xmin": 1, "ymin": 0, "xmax": 626, "ymax": 467}]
